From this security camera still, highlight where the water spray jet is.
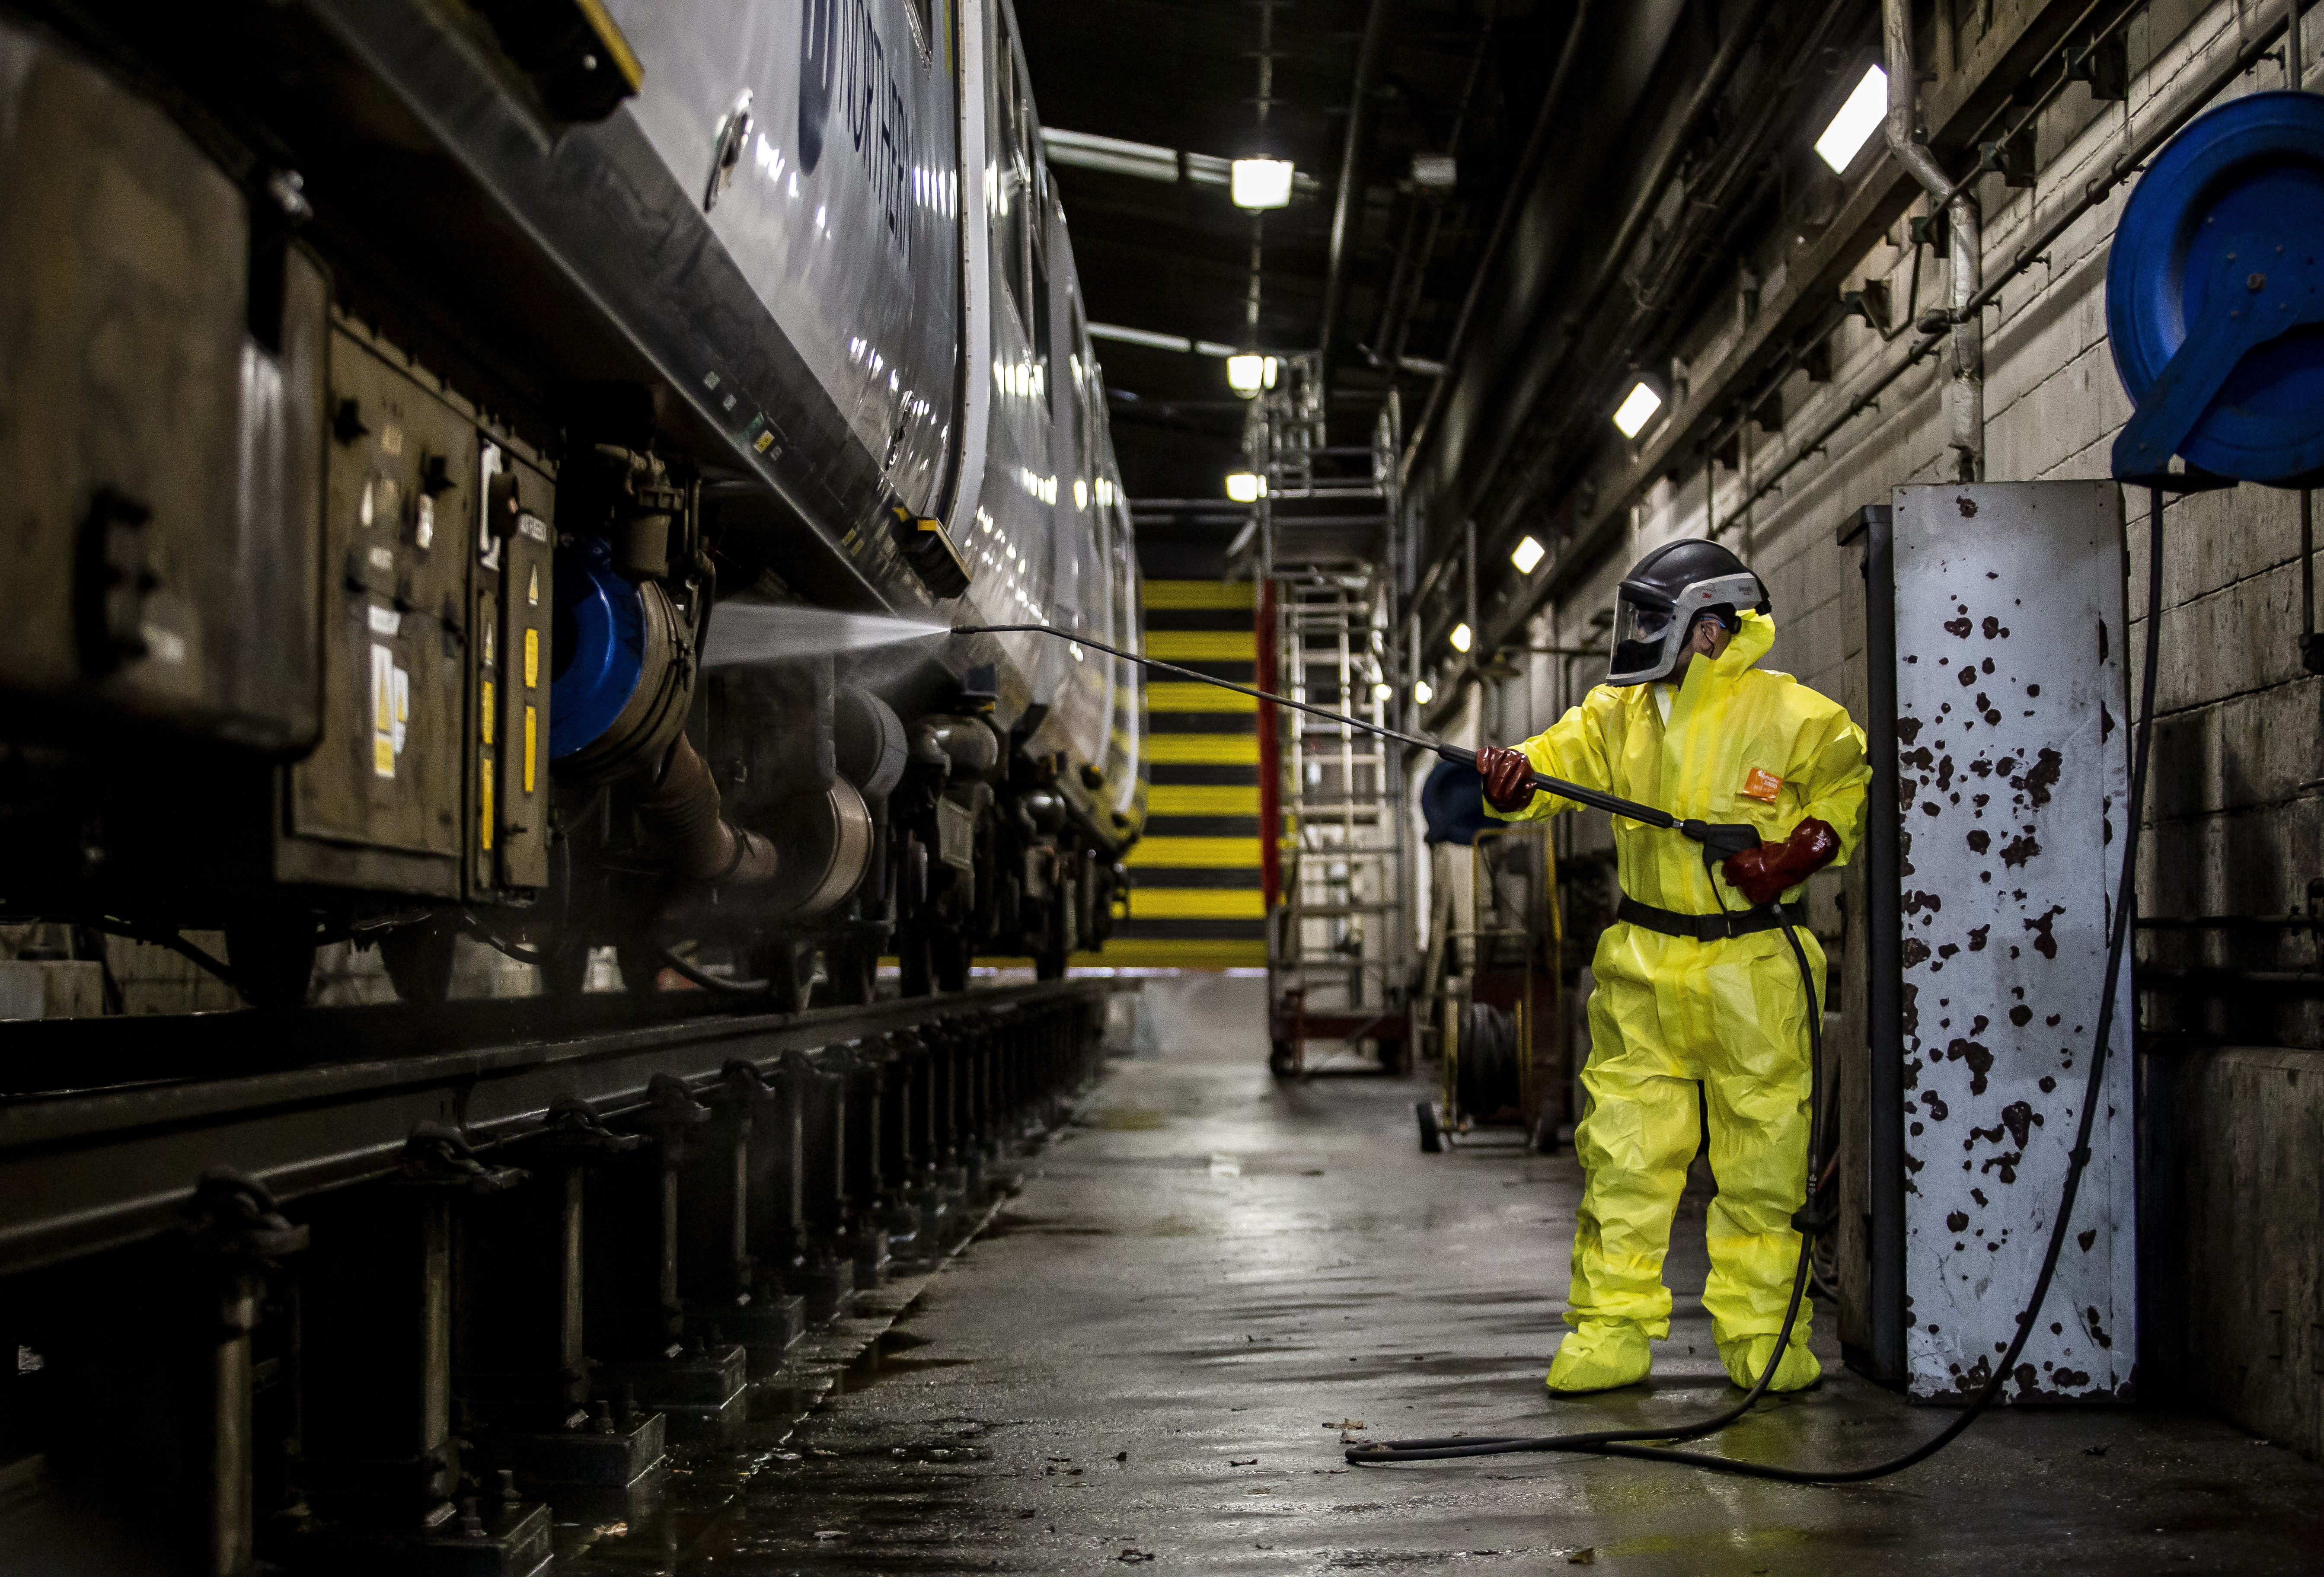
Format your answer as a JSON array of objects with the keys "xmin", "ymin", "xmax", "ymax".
[{"xmin": 702, "ymin": 604, "xmax": 950, "ymax": 667}]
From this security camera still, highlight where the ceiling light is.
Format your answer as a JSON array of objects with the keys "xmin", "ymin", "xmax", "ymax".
[
  {"xmin": 1411, "ymin": 153, "xmax": 1457, "ymax": 190},
  {"xmin": 1231, "ymin": 157, "xmax": 1294, "ymax": 211},
  {"xmin": 1226, "ymin": 354, "xmax": 1278, "ymax": 396},
  {"xmin": 1373, "ymin": 681, "xmax": 1393, "ymax": 701},
  {"xmin": 1225, "ymin": 471, "xmax": 1268, "ymax": 503},
  {"xmin": 1814, "ymin": 64, "xmax": 1888, "ymax": 174},
  {"xmin": 1414, "ymin": 679, "xmax": 1434, "ymax": 705},
  {"xmin": 1612, "ymin": 380, "xmax": 1664, "ymax": 438},
  {"xmin": 1450, "ymin": 622, "xmax": 1472, "ymax": 654},
  {"xmin": 1511, "ymin": 535, "xmax": 1546, "ymax": 574}
]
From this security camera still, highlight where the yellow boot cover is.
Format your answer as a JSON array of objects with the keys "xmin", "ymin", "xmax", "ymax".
[
  {"xmin": 1717, "ymin": 1329, "xmax": 1822, "ymax": 1392},
  {"xmin": 1545, "ymin": 1320, "xmax": 1653, "ymax": 1395}
]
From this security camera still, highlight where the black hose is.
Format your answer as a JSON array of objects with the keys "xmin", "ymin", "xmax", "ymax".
[
  {"xmin": 461, "ymin": 915, "xmax": 554, "ymax": 968},
  {"xmin": 660, "ymin": 948, "xmax": 773, "ymax": 995},
  {"xmin": 1350, "ymin": 485, "xmax": 2166, "ymax": 1480}
]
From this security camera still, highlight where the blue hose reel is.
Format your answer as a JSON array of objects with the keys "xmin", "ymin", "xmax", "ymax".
[{"xmin": 2108, "ymin": 91, "xmax": 2324, "ymax": 485}]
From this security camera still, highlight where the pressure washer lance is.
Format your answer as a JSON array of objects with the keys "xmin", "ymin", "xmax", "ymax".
[
  {"xmin": 958, "ymin": 543, "xmax": 2162, "ymax": 1488},
  {"xmin": 949, "ymin": 624, "xmax": 1762, "ymax": 856}
]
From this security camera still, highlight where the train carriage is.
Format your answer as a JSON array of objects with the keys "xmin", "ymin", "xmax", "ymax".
[{"xmin": 0, "ymin": 0, "xmax": 1146, "ymax": 1004}]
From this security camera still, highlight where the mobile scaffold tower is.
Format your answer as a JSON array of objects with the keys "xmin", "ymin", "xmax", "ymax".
[{"xmin": 1241, "ymin": 356, "xmax": 1416, "ymax": 1077}]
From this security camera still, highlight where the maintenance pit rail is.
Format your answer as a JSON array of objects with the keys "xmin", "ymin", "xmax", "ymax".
[{"xmin": 0, "ymin": 980, "xmax": 1120, "ymax": 1278}]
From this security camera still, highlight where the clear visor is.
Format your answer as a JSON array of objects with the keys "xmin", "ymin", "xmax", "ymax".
[
  {"xmin": 1608, "ymin": 591, "xmax": 1689, "ymax": 685},
  {"xmin": 1615, "ymin": 597, "xmax": 1679, "ymax": 649}
]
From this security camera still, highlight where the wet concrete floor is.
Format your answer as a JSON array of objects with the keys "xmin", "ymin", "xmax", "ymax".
[{"xmin": 647, "ymin": 1001, "xmax": 2324, "ymax": 1574}]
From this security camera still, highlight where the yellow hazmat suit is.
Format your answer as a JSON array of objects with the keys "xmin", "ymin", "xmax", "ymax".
[{"xmin": 1490, "ymin": 611, "xmax": 1868, "ymax": 1391}]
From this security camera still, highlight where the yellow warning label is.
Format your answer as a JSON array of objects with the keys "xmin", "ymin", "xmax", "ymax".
[
  {"xmin": 480, "ymin": 757, "xmax": 495, "ymax": 851},
  {"xmin": 523, "ymin": 707, "xmax": 537, "ymax": 793},
  {"xmin": 524, "ymin": 627, "xmax": 539, "ymax": 688},
  {"xmin": 527, "ymin": 565, "xmax": 540, "ymax": 607},
  {"xmin": 371, "ymin": 644, "xmax": 393, "ymax": 731},
  {"xmin": 480, "ymin": 680, "xmax": 494, "ymax": 745},
  {"xmin": 370, "ymin": 643, "xmax": 396, "ymax": 778}
]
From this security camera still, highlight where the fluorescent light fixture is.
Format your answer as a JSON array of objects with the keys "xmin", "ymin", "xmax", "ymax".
[
  {"xmin": 1089, "ymin": 322, "xmax": 1241, "ymax": 358},
  {"xmin": 1225, "ymin": 354, "xmax": 1279, "ymax": 396},
  {"xmin": 1450, "ymin": 622, "xmax": 1473, "ymax": 654},
  {"xmin": 1815, "ymin": 64, "xmax": 1888, "ymax": 174},
  {"xmin": 1231, "ymin": 157, "xmax": 1295, "ymax": 211},
  {"xmin": 1041, "ymin": 128, "xmax": 1179, "ymax": 182},
  {"xmin": 1089, "ymin": 322, "xmax": 1191, "ymax": 353},
  {"xmin": 1043, "ymin": 128, "xmax": 1235, "ymax": 187},
  {"xmin": 1225, "ymin": 471, "xmax": 1268, "ymax": 503},
  {"xmin": 1414, "ymin": 679, "xmax": 1434, "ymax": 705},
  {"xmin": 1613, "ymin": 380, "xmax": 1664, "ymax": 438},
  {"xmin": 1511, "ymin": 534, "xmax": 1546, "ymax": 574}
]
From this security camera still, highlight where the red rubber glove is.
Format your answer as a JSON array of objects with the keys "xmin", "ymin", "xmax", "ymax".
[
  {"xmin": 1476, "ymin": 745, "xmax": 1539, "ymax": 813},
  {"xmin": 1721, "ymin": 817, "xmax": 1840, "ymax": 906}
]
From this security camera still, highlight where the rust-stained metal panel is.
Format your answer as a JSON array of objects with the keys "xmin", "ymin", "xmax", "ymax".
[{"xmin": 1892, "ymin": 481, "xmax": 2136, "ymax": 1402}]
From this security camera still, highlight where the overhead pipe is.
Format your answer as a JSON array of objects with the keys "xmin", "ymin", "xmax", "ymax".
[
  {"xmin": 1493, "ymin": 0, "xmax": 1786, "ymax": 482},
  {"xmin": 1397, "ymin": 0, "xmax": 1594, "ymax": 477},
  {"xmin": 1708, "ymin": 0, "xmax": 2309, "ymax": 539},
  {"xmin": 1439, "ymin": 0, "xmax": 1852, "ymax": 566},
  {"xmin": 1409, "ymin": 0, "xmax": 1783, "ymax": 527},
  {"xmin": 1317, "ymin": 0, "xmax": 1401, "ymax": 399},
  {"xmin": 1462, "ymin": 0, "xmax": 2219, "ymax": 681},
  {"xmin": 1424, "ymin": 0, "xmax": 1854, "ymax": 596},
  {"xmin": 1883, "ymin": 0, "xmax": 1982, "ymax": 482},
  {"xmin": 1373, "ymin": 14, "xmax": 1497, "ymax": 373}
]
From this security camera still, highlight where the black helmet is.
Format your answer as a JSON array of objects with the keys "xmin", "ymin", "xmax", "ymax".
[{"xmin": 1607, "ymin": 538, "xmax": 1769, "ymax": 686}]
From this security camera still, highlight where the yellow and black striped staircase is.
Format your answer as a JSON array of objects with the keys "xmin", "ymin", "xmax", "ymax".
[{"xmin": 1106, "ymin": 580, "xmax": 1267, "ymax": 968}]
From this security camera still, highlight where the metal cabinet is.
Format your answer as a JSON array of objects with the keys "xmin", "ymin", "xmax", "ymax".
[
  {"xmin": 277, "ymin": 321, "xmax": 553, "ymax": 902},
  {"xmin": 0, "ymin": 17, "xmax": 321, "ymax": 752}
]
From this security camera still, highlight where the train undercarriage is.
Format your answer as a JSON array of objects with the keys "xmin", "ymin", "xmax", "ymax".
[{"xmin": 0, "ymin": 0, "xmax": 1138, "ymax": 1011}]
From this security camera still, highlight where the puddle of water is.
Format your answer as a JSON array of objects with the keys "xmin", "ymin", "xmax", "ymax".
[
  {"xmin": 1092, "ymin": 1108, "xmax": 1170, "ymax": 1130},
  {"xmin": 830, "ymin": 1326, "xmax": 976, "ymax": 1396},
  {"xmin": 981, "ymin": 1212, "xmax": 1116, "ymax": 1240}
]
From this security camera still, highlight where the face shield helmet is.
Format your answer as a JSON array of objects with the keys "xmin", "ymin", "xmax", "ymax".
[{"xmin": 1606, "ymin": 538, "xmax": 1770, "ymax": 686}]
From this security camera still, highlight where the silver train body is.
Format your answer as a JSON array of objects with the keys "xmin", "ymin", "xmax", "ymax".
[{"xmin": 0, "ymin": 0, "xmax": 1146, "ymax": 1002}]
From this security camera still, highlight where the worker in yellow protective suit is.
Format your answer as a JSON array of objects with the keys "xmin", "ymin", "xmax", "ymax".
[{"xmin": 1475, "ymin": 538, "xmax": 1868, "ymax": 1395}]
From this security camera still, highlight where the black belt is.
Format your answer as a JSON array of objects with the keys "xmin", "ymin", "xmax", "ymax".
[{"xmin": 1616, "ymin": 893, "xmax": 1802, "ymax": 942}]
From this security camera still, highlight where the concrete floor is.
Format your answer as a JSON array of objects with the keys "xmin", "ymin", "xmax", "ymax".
[{"xmin": 680, "ymin": 979, "xmax": 2324, "ymax": 1574}]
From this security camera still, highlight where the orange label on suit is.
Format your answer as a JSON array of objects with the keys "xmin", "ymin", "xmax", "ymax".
[{"xmin": 1742, "ymin": 766, "xmax": 1783, "ymax": 802}]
